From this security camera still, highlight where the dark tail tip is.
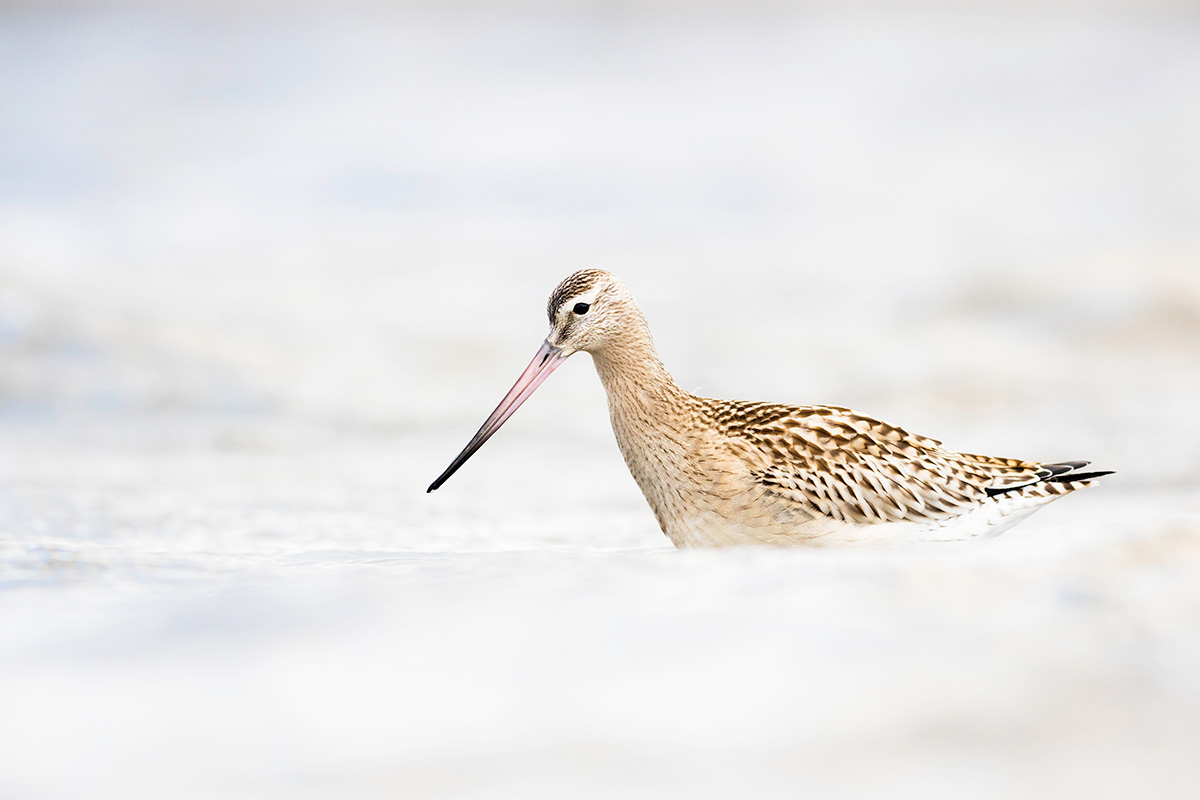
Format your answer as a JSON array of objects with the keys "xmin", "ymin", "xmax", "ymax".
[
  {"xmin": 987, "ymin": 463, "xmax": 1114, "ymax": 497},
  {"xmin": 1042, "ymin": 460, "xmax": 1090, "ymax": 477},
  {"xmin": 1046, "ymin": 469, "xmax": 1115, "ymax": 484}
]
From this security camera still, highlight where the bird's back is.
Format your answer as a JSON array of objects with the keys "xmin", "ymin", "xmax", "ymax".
[{"xmin": 633, "ymin": 398, "xmax": 1111, "ymax": 547}]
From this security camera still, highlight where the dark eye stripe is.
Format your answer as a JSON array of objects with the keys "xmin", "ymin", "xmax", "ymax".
[{"xmin": 573, "ymin": 302, "xmax": 590, "ymax": 315}]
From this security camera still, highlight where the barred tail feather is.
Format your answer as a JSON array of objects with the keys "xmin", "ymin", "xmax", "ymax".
[{"xmin": 986, "ymin": 460, "xmax": 1113, "ymax": 498}]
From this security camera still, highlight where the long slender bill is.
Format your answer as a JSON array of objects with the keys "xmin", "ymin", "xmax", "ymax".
[{"xmin": 427, "ymin": 340, "xmax": 568, "ymax": 492}]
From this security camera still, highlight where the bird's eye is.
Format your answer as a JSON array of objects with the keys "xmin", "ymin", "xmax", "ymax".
[{"xmin": 573, "ymin": 302, "xmax": 590, "ymax": 315}]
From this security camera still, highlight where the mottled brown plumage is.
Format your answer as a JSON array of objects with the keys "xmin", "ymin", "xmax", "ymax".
[{"xmin": 429, "ymin": 270, "xmax": 1112, "ymax": 547}]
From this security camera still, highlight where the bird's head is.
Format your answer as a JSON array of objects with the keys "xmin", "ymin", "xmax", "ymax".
[
  {"xmin": 543, "ymin": 269, "xmax": 639, "ymax": 357},
  {"xmin": 427, "ymin": 269, "xmax": 641, "ymax": 492}
]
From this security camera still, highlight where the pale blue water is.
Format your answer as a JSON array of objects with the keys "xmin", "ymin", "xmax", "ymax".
[{"xmin": 1, "ymin": 3, "xmax": 1199, "ymax": 798}]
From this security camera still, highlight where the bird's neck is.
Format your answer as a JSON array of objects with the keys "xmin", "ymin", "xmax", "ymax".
[
  {"xmin": 590, "ymin": 332, "xmax": 688, "ymax": 419},
  {"xmin": 589, "ymin": 325, "xmax": 695, "ymax": 540}
]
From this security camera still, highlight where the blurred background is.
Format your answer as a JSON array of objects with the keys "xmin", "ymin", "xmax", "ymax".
[{"xmin": 1, "ymin": 1, "xmax": 1198, "ymax": 798}]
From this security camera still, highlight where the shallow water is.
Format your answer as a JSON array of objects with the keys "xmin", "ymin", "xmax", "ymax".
[{"xmin": 2, "ymin": 3, "xmax": 1199, "ymax": 798}]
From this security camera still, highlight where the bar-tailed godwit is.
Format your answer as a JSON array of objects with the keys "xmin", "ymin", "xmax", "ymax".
[{"xmin": 428, "ymin": 270, "xmax": 1112, "ymax": 546}]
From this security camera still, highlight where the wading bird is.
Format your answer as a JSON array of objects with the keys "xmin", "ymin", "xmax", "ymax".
[{"xmin": 428, "ymin": 270, "xmax": 1111, "ymax": 547}]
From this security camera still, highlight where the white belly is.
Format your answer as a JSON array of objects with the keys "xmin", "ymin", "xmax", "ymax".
[{"xmin": 665, "ymin": 496, "xmax": 1053, "ymax": 548}]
